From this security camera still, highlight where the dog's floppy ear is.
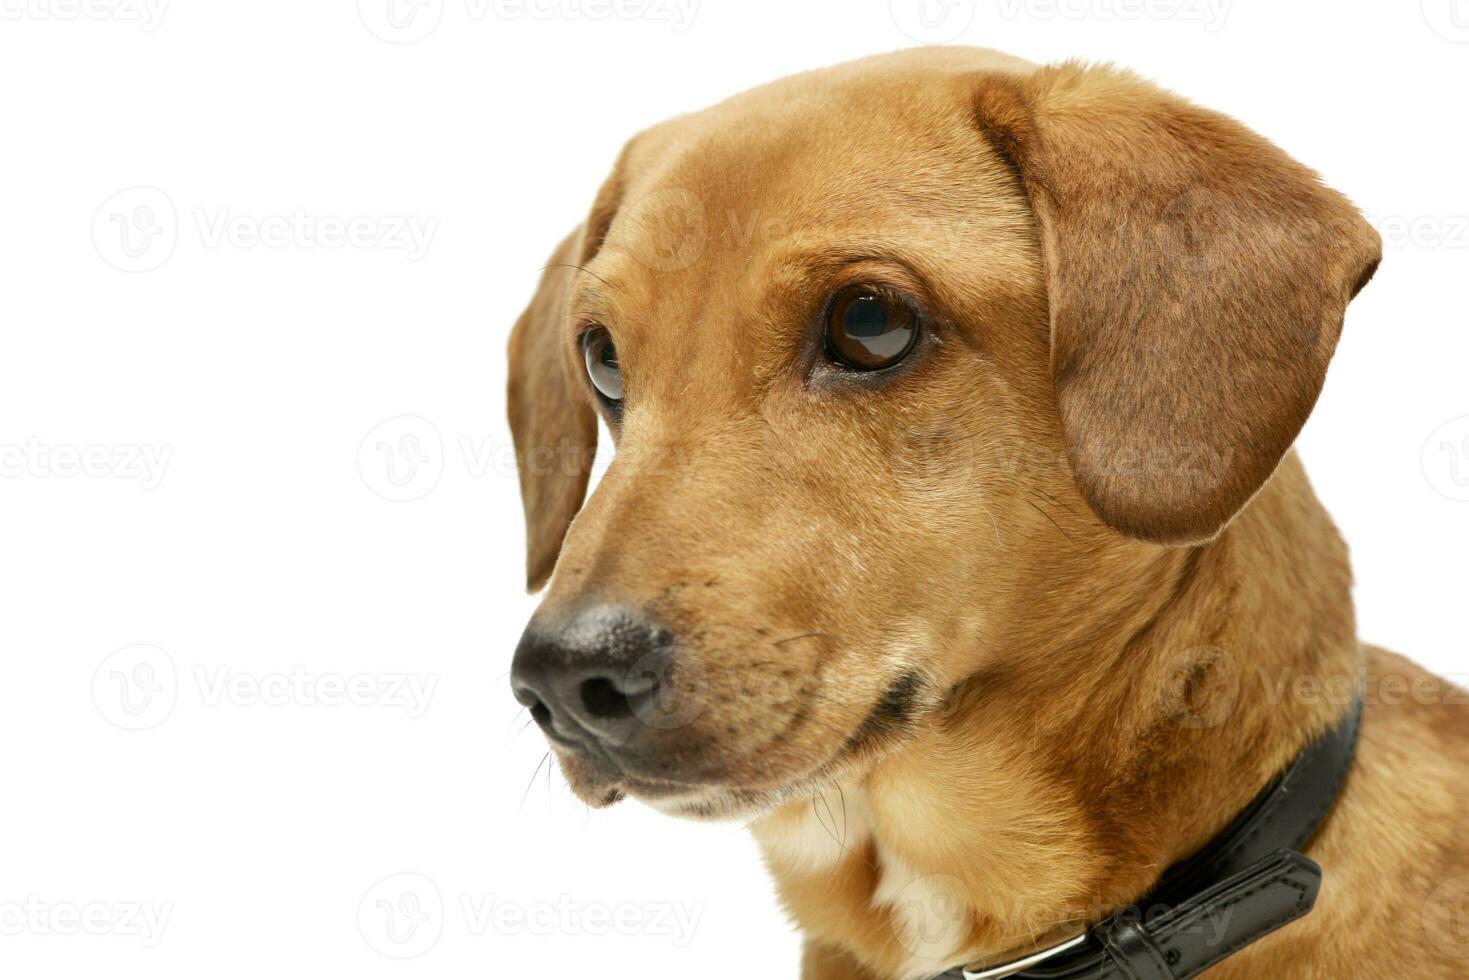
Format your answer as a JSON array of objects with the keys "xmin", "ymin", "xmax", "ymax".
[
  {"xmin": 975, "ymin": 64, "xmax": 1381, "ymax": 545},
  {"xmin": 508, "ymin": 227, "xmax": 598, "ymax": 592},
  {"xmin": 509, "ymin": 150, "xmax": 632, "ymax": 591}
]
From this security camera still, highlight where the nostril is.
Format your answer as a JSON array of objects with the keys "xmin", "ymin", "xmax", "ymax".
[
  {"xmin": 512, "ymin": 605, "xmax": 673, "ymax": 741},
  {"xmin": 579, "ymin": 676, "xmax": 635, "ymax": 720}
]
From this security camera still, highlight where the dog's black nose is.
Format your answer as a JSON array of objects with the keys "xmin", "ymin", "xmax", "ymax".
[{"xmin": 510, "ymin": 605, "xmax": 673, "ymax": 750}]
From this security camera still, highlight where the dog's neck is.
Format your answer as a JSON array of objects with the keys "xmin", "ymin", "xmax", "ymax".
[{"xmin": 753, "ymin": 453, "xmax": 1362, "ymax": 976}]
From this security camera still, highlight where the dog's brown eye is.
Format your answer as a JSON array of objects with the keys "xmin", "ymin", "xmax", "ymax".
[
  {"xmin": 824, "ymin": 287, "xmax": 918, "ymax": 370},
  {"xmin": 582, "ymin": 327, "xmax": 624, "ymax": 402}
]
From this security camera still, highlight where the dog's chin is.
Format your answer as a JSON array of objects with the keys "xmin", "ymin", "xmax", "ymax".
[
  {"xmin": 554, "ymin": 739, "xmax": 891, "ymax": 823},
  {"xmin": 556, "ymin": 751, "xmax": 629, "ymax": 809},
  {"xmin": 555, "ymin": 750, "xmax": 727, "ymax": 817},
  {"xmin": 553, "ymin": 747, "xmax": 811, "ymax": 821}
]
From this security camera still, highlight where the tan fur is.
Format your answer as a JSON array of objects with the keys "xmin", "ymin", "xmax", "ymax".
[
  {"xmin": 507, "ymin": 47, "xmax": 1469, "ymax": 978},
  {"xmin": 508, "ymin": 227, "xmax": 599, "ymax": 591}
]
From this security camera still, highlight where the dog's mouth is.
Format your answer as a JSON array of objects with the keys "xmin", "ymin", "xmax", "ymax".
[
  {"xmin": 549, "ymin": 669, "xmax": 930, "ymax": 820},
  {"xmin": 551, "ymin": 747, "xmax": 744, "ymax": 817},
  {"xmin": 557, "ymin": 749, "xmax": 852, "ymax": 821}
]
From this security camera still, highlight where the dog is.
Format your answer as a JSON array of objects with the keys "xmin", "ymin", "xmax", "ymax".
[{"xmin": 506, "ymin": 47, "xmax": 1469, "ymax": 979}]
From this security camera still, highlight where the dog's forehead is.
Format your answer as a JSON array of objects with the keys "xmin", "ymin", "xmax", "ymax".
[
  {"xmin": 582, "ymin": 49, "xmax": 1038, "ymax": 386},
  {"xmin": 623, "ymin": 49, "xmax": 1032, "ymax": 214}
]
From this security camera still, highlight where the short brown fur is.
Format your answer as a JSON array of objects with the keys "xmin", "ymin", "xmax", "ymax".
[{"xmin": 508, "ymin": 48, "xmax": 1469, "ymax": 979}]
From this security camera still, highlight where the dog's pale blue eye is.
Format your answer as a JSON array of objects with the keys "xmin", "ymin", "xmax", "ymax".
[
  {"xmin": 583, "ymin": 328, "xmax": 624, "ymax": 402},
  {"xmin": 825, "ymin": 287, "xmax": 918, "ymax": 370}
]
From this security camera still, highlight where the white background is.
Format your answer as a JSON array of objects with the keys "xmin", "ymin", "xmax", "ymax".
[{"xmin": 1, "ymin": 1, "xmax": 1466, "ymax": 977}]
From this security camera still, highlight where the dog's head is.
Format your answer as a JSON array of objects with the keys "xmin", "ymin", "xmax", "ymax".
[{"xmin": 506, "ymin": 48, "xmax": 1379, "ymax": 819}]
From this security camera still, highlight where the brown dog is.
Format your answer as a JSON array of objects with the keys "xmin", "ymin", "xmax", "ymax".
[{"xmin": 507, "ymin": 47, "xmax": 1469, "ymax": 978}]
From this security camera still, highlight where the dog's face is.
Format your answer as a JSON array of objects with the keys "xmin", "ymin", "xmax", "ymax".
[{"xmin": 507, "ymin": 48, "xmax": 1379, "ymax": 819}]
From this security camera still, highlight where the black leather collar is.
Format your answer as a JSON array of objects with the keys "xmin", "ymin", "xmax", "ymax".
[{"xmin": 931, "ymin": 699, "xmax": 1362, "ymax": 980}]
